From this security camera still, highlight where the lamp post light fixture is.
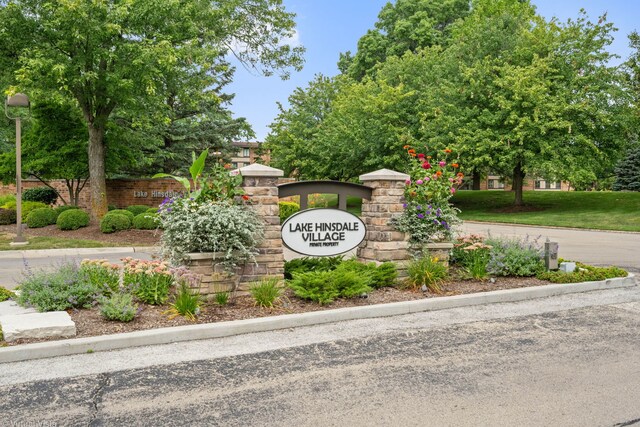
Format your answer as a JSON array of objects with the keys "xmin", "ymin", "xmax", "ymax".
[{"xmin": 5, "ymin": 93, "xmax": 30, "ymax": 246}]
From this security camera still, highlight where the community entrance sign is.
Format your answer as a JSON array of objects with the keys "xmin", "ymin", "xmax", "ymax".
[{"xmin": 281, "ymin": 209, "xmax": 366, "ymax": 256}]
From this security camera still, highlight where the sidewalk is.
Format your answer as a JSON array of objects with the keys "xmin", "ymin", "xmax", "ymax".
[{"xmin": 0, "ymin": 246, "xmax": 160, "ymax": 259}]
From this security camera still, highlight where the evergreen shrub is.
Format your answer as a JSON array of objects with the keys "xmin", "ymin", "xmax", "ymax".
[
  {"xmin": 279, "ymin": 201, "xmax": 300, "ymax": 223},
  {"xmin": 126, "ymin": 205, "xmax": 150, "ymax": 216},
  {"xmin": 22, "ymin": 187, "xmax": 58, "ymax": 205},
  {"xmin": 105, "ymin": 209, "xmax": 134, "ymax": 222},
  {"xmin": 132, "ymin": 213, "xmax": 159, "ymax": 230},
  {"xmin": 100, "ymin": 214, "xmax": 131, "ymax": 233},
  {"xmin": 0, "ymin": 208, "xmax": 17, "ymax": 225},
  {"xmin": 26, "ymin": 207, "xmax": 57, "ymax": 228},
  {"xmin": 57, "ymin": 209, "xmax": 90, "ymax": 230}
]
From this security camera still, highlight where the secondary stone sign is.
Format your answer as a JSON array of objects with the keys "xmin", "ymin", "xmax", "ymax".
[{"xmin": 281, "ymin": 208, "xmax": 366, "ymax": 256}]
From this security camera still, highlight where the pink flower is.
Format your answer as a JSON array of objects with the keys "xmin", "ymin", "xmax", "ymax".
[
  {"xmin": 450, "ymin": 187, "xmax": 456, "ymax": 194},
  {"xmin": 439, "ymin": 161, "xmax": 446, "ymax": 167},
  {"xmin": 405, "ymin": 179, "xmax": 411, "ymax": 185},
  {"xmin": 424, "ymin": 177, "xmax": 430, "ymax": 181},
  {"xmin": 416, "ymin": 179, "xmax": 424, "ymax": 185},
  {"xmin": 422, "ymin": 162, "xmax": 431, "ymax": 170}
]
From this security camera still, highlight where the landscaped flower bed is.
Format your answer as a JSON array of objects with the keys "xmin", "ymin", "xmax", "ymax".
[{"xmin": 1, "ymin": 234, "xmax": 628, "ymax": 347}]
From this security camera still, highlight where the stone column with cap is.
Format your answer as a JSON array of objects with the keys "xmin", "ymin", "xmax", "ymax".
[
  {"xmin": 237, "ymin": 163, "xmax": 285, "ymax": 290},
  {"xmin": 358, "ymin": 168, "xmax": 411, "ymax": 272}
]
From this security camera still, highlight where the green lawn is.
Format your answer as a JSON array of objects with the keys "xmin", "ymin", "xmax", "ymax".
[
  {"xmin": 452, "ymin": 190, "xmax": 640, "ymax": 232},
  {"xmin": 0, "ymin": 235, "xmax": 112, "ymax": 251}
]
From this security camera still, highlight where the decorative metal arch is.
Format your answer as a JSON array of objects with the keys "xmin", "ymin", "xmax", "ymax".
[{"xmin": 277, "ymin": 180, "xmax": 373, "ymax": 211}]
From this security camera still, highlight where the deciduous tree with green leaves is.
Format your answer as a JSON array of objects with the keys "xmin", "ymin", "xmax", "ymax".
[{"xmin": 0, "ymin": 0, "xmax": 303, "ymax": 220}]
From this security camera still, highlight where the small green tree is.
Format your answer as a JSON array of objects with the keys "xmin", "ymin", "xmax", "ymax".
[{"xmin": 613, "ymin": 146, "xmax": 640, "ymax": 191}]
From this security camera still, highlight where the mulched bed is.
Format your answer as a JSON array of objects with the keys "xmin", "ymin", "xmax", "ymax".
[
  {"xmin": 3, "ymin": 275, "xmax": 550, "ymax": 346},
  {"xmin": 0, "ymin": 223, "xmax": 161, "ymax": 246}
]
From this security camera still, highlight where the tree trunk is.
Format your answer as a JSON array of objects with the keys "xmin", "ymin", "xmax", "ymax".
[
  {"xmin": 88, "ymin": 124, "xmax": 108, "ymax": 221},
  {"xmin": 512, "ymin": 162, "xmax": 525, "ymax": 206},
  {"xmin": 472, "ymin": 171, "xmax": 481, "ymax": 190}
]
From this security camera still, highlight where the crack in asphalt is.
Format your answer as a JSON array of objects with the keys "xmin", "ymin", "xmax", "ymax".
[
  {"xmin": 614, "ymin": 418, "xmax": 640, "ymax": 427},
  {"xmin": 88, "ymin": 373, "xmax": 110, "ymax": 426}
]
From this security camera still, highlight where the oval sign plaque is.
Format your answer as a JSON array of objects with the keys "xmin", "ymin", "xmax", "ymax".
[{"xmin": 281, "ymin": 208, "xmax": 367, "ymax": 257}]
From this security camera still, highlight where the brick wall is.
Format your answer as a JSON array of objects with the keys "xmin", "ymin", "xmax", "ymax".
[{"xmin": 0, "ymin": 178, "xmax": 185, "ymax": 209}]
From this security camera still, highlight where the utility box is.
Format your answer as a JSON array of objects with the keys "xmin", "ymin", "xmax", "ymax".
[
  {"xmin": 559, "ymin": 262, "xmax": 576, "ymax": 273},
  {"xmin": 544, "ymin": 240, "xmax": 559, "ymax": 270}
]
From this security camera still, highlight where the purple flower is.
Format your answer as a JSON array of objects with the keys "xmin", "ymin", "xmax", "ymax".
[
  {"xmin": 402, "ymin": 203, "xmax": 407, "ymax": 209},
  {"xmin": 417, "ymin": 213, "xmax": 424, "ymax": 219},
  {"xmin": 417, "ymin": 205, "xmax": 422, "ymax": 210}
]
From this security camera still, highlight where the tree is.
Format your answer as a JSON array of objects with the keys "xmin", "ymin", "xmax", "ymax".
[
  {"xmin": 613, "ymin": 146, "xmax": 640, "ymax": 191},
  {"xmin": 1, "ymin": 0, "xmax": 304, "ymax": 220},
  {"xmin": 266, "ymin": 74, "xmax": 346, "ymax": 178},
  {"xmin": 340, "ymin": 0, "xmax": 469, "ymax": 80}
]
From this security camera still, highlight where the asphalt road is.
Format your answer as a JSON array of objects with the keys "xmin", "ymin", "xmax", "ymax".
[
  {"xmin": 0, "ymin": 249, "xmax": 156, "ymax": 289},
  {"xmin": 461, "ymin": 221, "xmax": 640, "ymax": 272},
  {"xmin": 1, "ymin": 285, "xmax": 639, "ymax": 426}
]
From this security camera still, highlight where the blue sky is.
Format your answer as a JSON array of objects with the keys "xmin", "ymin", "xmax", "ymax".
[{"xmin": 227, "ymin": 0, "xmax": 639, "ymax": 142}]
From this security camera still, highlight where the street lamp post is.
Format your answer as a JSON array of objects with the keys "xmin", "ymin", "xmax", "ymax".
[{"xmin": 5, "ymin": 93, "xmax": 30, "ymax": 246}]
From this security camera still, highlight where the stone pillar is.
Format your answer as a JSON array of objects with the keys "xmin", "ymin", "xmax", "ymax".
[
  {"xmin": 237, "ymin": 163, "xmax": 285, "ymax": 290},
  {"xmin": 358, "ymin": 169, "xmax": 411, "ymax": 270}
]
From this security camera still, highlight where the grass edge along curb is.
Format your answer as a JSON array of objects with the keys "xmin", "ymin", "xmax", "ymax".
[{"xmin": 0, "ymin": 273, "xmax": 635, "ymax": 364}]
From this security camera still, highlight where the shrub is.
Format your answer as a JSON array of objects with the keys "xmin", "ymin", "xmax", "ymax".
[
  {"xmin": 122, "ymin": 258, "xmax": 174, "ymax": 305},
  {"xmin": 4, "ymin": 200, "xmax": 48, "ymax": 221},
  {"xmin": 108, "ymin": 204, "xmax": 117, "ymax": 211},
  {"xmin": 146, "ymin": 207, "xmax": 159, "ymax": 214},
  {"xmin": 57, "ymin": 209, "xmax": 90, "ymax": 230},
  {"xmin": 451, "ymin": 234, "xmax": 485, "ymax": 265},
  {"xmin": 284, "ymin": 256, "xmax": 344, "ymax": 279},
  {"xmin": 158, "ymin": 198, "xmax": 263, "ymax": 270},
  {"xmin": 26, "ymin": 207, "xmax": 57, "ymax": 228},
  {"xmin": 132, "ymin": 212, "xmax": 159, "ymax": 230},
  {"xmin": 105, "ymin": 209, "xmax": 134, "ymax": 222},
  {"xmin": 288, "ymin": 271, "xmax": 340, "ymax": 304},
  {"xmin": 486, "ymin": 236, "xmax": 544, "ymax": 277},
  {"xmin": 0, "ymin": 208, "xmax": 17, "ymax": 225},
  {"xmin": 288, "ymin": 268, "xmax": 371, "ymax": 304},
  {"xmin": 22, "ymin": 187, "xmax": 58, "ymax": 205},
  {"xmin": 165, "ymin": 282, "xmax": 201, "ymax": 321},
  {"xmin": 99, "ymin": 293, "xmax": 138, "ymax": 322},
  {"xmin": 0, "ymin": 194, "xmax": 16, "ymax": 206},
  {"xmin": 538, "ymin": 263, "xmax": 627, "ymax": 283},
  {"xmin": 335, "ymin": 259, "xmax": 398, "ymax": 289},
  {"xmin": 0, "ymin": 286, "xmax": 15, "ymax": 302},
  {"xmin": 250, "ymin": 277, "xmax": 282, "ymax": 308},
  {"xmin": 126, "ymin": 205, "xmax": 150, "ymax": 216},
  {"xmin": 279, "ymin": 201, "xmax": 300, "ymax": 223},
  {"xmin": 405, "ymin": 255, "xmax": 448, "ymax": 293},
  {"xmin": 53, "ymin": 205, "xmax": 80, "ymax": 219},
  {"xmin": 17, "ymin": 262, "xmax": 105, "ymax": 312},
  {"xmin": 100, "ymin": 214, "xmax": 131, "ymax": 233}
]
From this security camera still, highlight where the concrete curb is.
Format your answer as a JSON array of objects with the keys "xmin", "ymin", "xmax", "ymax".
[
  {"xmin": 0, "ymin": 273, "xmax": 635, "ymax": 364},
  {"xmin": 0, "ymin": 246, "xmax": 160, "ymax": 259}
]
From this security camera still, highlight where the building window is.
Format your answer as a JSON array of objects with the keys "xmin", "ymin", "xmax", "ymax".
[
  {"xmin": 231, "ymin": 162, "xmax": 238, "ymax": 169},
  {"xmin": 535, "ymin": 180, "xmax": 543, "ymax": 189},
  {"xmin": 488, "ymin": 179, "xmax": 504, "ymax": 189},
  {"xmin": 553, "ymin": 181, "xmax": 562, "ymax": 189},
  {"xmin": 242, "ymin": 148, "xmax": 250, "ymax": 157}
]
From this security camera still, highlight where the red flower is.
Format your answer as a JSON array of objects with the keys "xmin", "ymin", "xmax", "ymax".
[
  {"xmin": 422, "ymin": 162, "xmax": 432, "ymax": 169},
  {"xmin": 242, "ymin": 194, "xmax": 250, "ymax": 201},
  {"xmin": 417, "ymin": 153, "xmax": 425, "ymax": 159}
]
